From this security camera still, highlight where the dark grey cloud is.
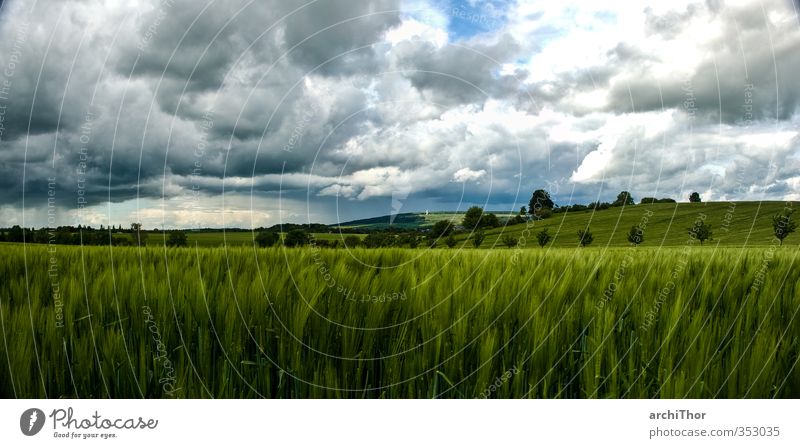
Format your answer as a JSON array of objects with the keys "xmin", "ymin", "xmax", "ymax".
[
  {"xmin": 0, "ymin": 0, "xmax": 799, "ymax": 228},
  {"xmin": 395, "ymin": 33, "xmax": 524, "ymax": 106}
]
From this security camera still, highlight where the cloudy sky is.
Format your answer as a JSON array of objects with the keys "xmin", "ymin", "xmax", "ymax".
[{"xmin": 0, "ymin": 0, "xmax": 798, "ymax": 228}]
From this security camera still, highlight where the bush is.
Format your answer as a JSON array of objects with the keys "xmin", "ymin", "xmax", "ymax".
[
  {"xmin": 773, "ymin": 209, "xmax": 797, "ymax": 245},
  {"xmin": 445, "ymin": 235, "xmax": 457, "ymax": 248},
  {"xmin": 532, "ymin": 207, "xmax": 553, "ymax": 220},
  {"xmin": 687, "ymin": 220, "xmax": 712, "ymax": 245},
  {"xmin": 502, "ymin": 235, "xmax": 517, "ymax": 248},
  {"xmin": 472, "ymin": 231, "xmax": 485, "ymax": 248},
  {"xmin": 167, "ymin": 231, "xmax": 188, "ymax": 247},
  {"xmin": 343, "ymin": 235, "xmax": 361, "ymax": 247},
  {"xmin": 363, "ymin": 232, "xmax": 394, "ymax": 248},
  {"xmin": 482, "ymin": 213, "xmax": 500, "ymax": 228},
  {"xmin": 431, "ymin": 220, "xmax": 455, "ymax": 237},
  {"xmin": 462, "ymin": 207, "xmax": 484, "ymax": 230},
  {"xmin": 577, "ymin": 228, "xmax": 594, "ymax": 247},
  {"xmin": 627, "ymin": 225, "xmax": 644, "ymax": 245},
  {"xmin": 613, "ymin": 191, "xmax": 634, "ymax": 207},
  {"xmin": 284, "ymin": 229, "xmax": 311, "ymax": 247},
  {"xmin": 255, "ymin": 231, "xmax": 279, "ymax": 247},
  {"xmin": 536, "ymin": 228, "xmax": 551, "ymax": 247}
]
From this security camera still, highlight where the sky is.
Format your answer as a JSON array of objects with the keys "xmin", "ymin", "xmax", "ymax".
[{"xmin": 0, "ymin": 0, "xmax": 798, "ymax": 229}]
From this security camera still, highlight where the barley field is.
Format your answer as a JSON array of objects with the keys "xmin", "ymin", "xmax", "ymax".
[{"xmin": 0, "ymin": 243, "xmax": 798, "ymax": 398}]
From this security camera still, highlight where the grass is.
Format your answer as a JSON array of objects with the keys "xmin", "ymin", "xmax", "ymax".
[
  {"xmin": 455, "ymin": 201, "xmax": 794, "ymax": 248},
  {"xmin": 1, "ymin": 243, "xmax": 798, "ymax": 398}
]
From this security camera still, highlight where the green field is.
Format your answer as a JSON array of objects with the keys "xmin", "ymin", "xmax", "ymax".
[
  {"xmin": 1, "ymin": 243, "xmax": 798, "ymax": 398},
  {"xmin": 456, "ymin": 201, "xmax": 794, "ymax": 248}
]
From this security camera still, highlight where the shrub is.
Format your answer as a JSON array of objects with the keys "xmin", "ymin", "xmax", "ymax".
[
  {"xmin": 627, "ymin": 225, "xmax": 644, "ymax": 245},
  {"xmin": 167, "ymin": 231, "xmax": 188, "ymax": 247},
  {"xmin": 472, "ymin": 231, "xmax": 485, "ymax": 248},
  {"xmin": 577, "ymin": 228, "xmax": 594, "ymax": 247},
  {"xmin": 536, "ymin": 228, "xmax": 552, "ymax": 247},
  {"xmin": 255, "ymin": 231, "xmax": 279, "ymax": 247},
  {"xmin": 343, "ymin": 235, "xmax": 361, "ymax": 247},
  {"xmin": 772, "ymin": 210, "xmax": 797, "ymax": 245},
  {"xmin": 687, "ymin": 220, "xmax": 712, "ymax": 245},
  {"xmin": 284, "ymin": 229, "xmax": 311, "ymax": 247}
]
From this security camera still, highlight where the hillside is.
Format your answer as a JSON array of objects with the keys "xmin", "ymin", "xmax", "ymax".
[
  {"xmin": 336, "ymin": 211, "xmax": 518, "ymax": 230},
  {"xmin": 453, "ymin": 201, "xmax": 794, "ymax": 248}
]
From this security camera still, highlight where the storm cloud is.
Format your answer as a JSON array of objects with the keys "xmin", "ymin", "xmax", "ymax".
[{"xmin": 0, "ymin": 0, "xmax": 798, "ymax": 228}]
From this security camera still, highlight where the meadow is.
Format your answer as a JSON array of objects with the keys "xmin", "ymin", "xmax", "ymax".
[
  {"xmin": 1, "ymin": 243, "xmax": 798, "ymax": 398},
  {"xmin": 453, "ymin": 201, "xmax": 792, "ymax": 248}
]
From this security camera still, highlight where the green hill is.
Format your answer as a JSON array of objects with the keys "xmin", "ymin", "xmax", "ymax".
[{"xmin": 452, "ymin": 201, "xmax": 794, "ymax": 248}]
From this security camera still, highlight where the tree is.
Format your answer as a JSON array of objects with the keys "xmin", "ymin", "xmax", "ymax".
[
  {"xmin": 472, "ymin": 230, "xmax": 485, "ymax": 248},
  {"xmin": 427, "ymin": 237, "xmax": 437, "ymax": 248},
  {"xmin": 7, "ymin": 225, "xmax": 23, "ymax": 242},
  {"xmin": 772, "ymin": 209, "xmax": 797, "ymax": 245},
  {"xmin": 431, "ymin": 220, "xmax": 455, "ymax": 238},
  {"xmin": 536, "ymin": 228, "xmax": 552, "ymax": 247},
  {"xmin": 613, "ymin": 191, "xmax": 634, "ymax": 207},
  {"xmin": 507, "ymin": 215, "xmax": 526, "ymax": 225},
  {"xmin": 502, "ymin": 235, "xmax": 517, "ymax": 248},
  {"xmin": 462, "ymin": 206, "xmax": 485, "ymax": 230},
  {"xmin": 577, "ymin": 228, "xmax": 594, "ymax": 247},
  {"xmin": 255, "ymin": 231, "xmax": 279, "ymax": 247},
  {"xmin": 482, "ymin": 213, "xmax": 500, "ymax": 228},
  {"xmin": 445, "ymin": 234, "xmax": 458, "ymax": 248},
  {"xmin": 689, "ymin": 192, "xmax": 701, "ymax": 203},
  {"xmin": 627, "ymin": 225, "xmax": 644, "ymax": 245},
  {"xmin": 688, "ymin": 220, "xmax": 712, "ymax": 245},
  {"xmin": 519, "ymin": 206, "xmax": 527, "ymax": 216},
  {"xmin": 0, "ymin": 232, "xmax": 5, "ymax": 242},
  {"xmin": 344, "ymin": 235, "xmax": 361, "ymax": 247},
  {"xmin": 529, "ymin": 189, "xmax": 554, "ymax": 215},
  {"xmin": 131, "ymin": 223, "xmax": 147, "ymax": 247},
  {"xmin": 284, "ymin": 229, "xmax": 311, "ymax": 247},
  {"xmin": 167, "ymin": 230, "xmax": 188, "ymax": 247}
]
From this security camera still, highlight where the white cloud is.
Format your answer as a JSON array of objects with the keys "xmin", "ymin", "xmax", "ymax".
[{"xmin": 452, "ymin": 167, "xmax": 487, "ymax": 183}]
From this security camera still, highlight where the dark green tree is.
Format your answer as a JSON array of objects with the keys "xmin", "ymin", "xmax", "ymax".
[
  {"xmin": 284, "ymin": 229, "xmax": 311, "ymax": 247},
  {"xmin": 502, "ymin": 235, "xmax": 517, "ymax": 248},
  {"xmin": 445, "ymin": 234, "xmax": 458, "ymax": 248},
  {"xmin": 536, "ymin": 228, "xmax": 552, "ymax": 247},
  {"xmin": 472, "ymin": 230, "xmax": 485, "ymax": 248},
  {"xmin": 688, "ymin": 220, "xmax": 712, "ymax": 245},
  {"xmin": 772, "ymin": 209, "xmax": 797, "ymax": 245},
  {"xmin": 255, "ymin": 231, "xmax": 279, "ymax": 247},
  {"xmin": 431, "ymin": 220, "xmax": 455, "ymax": 238},
  {"xmin": 577, "ymin": 228, "xmax": 594, "ymax": 247},
  {"xmin": 462, "ymin": 206, "xmax": 485, "ymax": 230},
  {"xmin": 167, "ymin": 230, "xmax": 188, "ymax": 247},
  {"xmin": 481, "ymin": 213, "xmax": 500, "ymax": 228},
  {"xmin": 344, "ymin": 235, "xmax": 361, "ymax": 247},
  {"xmin": 528, "ymin": 189, "xmax": 554, "ymax": 215},
  {"xmin": 627, "ymin": 225, "xmax": 644, "ymax": 245},
  {"xmin": 689, "ymin": 192, "xmax": 701, "ymax": 203},
  {"xmin": 8, "ymin": 225, "xmax": 23, "ymax": 242},
  {"xmin": 613, "ymin": 191, "xmax": 634, "ymax": 206}
]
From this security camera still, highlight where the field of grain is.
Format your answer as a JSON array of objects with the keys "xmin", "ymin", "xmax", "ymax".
[{"xmin": 1, "ymin": 243, "xmax": 798, "ymax": 398}]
